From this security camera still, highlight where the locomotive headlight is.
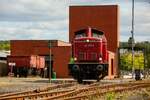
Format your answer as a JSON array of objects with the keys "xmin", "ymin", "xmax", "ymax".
[
  {"xmin": 74, "ymin": 57, "xmax": 77, "ymax": 61},
  {"xmin": 86, "ymin": 39, "xmax": 89, "ymax": 42},
  {"xmin": 99, "ymin": 57, "xmax": 102, "ymax": 61}
]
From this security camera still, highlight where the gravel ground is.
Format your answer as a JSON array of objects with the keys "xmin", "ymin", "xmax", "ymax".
[
  {"xmin": 0, "ymin": 77, "xmax": 53, "ymax": 94},
  {"xmin": 0, "ymin": 83, "xmax": 50, "ymax": 94}
]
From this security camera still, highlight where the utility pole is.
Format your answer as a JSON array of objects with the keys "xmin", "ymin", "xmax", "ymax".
[
  {"xmin": 131, "ymin": 0, "xmax": 135, "ymax": 78},
  {"xmin": 48, "ymin": 40, "xmax": 51, "ymax": 83}
]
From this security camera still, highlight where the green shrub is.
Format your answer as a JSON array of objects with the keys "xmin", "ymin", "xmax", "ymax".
[{"xmin": 106, "ymin": 92, "xmax": 115, "ymax": 100}]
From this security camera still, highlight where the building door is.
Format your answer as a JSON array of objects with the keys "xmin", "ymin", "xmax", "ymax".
[
  {"xmin": 111, "ymin": 59, "xmax": 114, "ymax": 75},
  {"xmin": 44, "ymin": 55, "xmax": 53, "ymax": 78}
]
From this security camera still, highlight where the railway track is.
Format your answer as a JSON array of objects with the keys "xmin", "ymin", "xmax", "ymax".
[
  {"xmin": 42, "ymin": 81, "xmax": 150, "ymax": 100},
  {"xmin": 62, "ymin": 82, "xmax": 150, "ymax": 100},
  {"xmin": 0, "ymin": 83, "xmax": 76, "ymax": 100},
  {"xmin": 0, "ymin": 81, "xmax": 150, "ymax": 100},
  {"xmin": 0, "ymin": 82, "xmax": 98, "ymax": 100}
]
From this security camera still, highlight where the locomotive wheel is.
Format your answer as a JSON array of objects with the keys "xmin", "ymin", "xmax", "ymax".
[
  {"xmin": 96, "ymin": 74, "xmax": 102, "ymax": 82},
  {"xmin": 77, "ymin": 73, "xmax": 83, "ymax": 84},
  {"xmin": 97, "ymin": 73, "xmax": 106, "ymax": 82}
]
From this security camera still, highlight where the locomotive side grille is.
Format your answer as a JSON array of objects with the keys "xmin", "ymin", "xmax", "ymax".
[
  {"xmin": 90, "ymin": 53, "xmax": 97, "ymax": 61},
  {"xmin": 78, "ymin": 52, "xmax": 86, "ymax": 61},
  {"xmin": 78, "ymin": 52, "xmax": 98, "ymax": 61}
]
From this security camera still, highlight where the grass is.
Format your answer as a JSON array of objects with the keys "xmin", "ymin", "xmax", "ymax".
[
  {"xmin": 106, "ymin": 92, "xmax": 116, "ymax": 100},
  {"xmin": 88, "ymin": 88, "xmax": 150, "ymax": 100}
]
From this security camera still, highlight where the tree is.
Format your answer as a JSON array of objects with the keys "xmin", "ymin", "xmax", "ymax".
[
  {"xmin": 120, "ymin": 41, "xmax": 150, "ymax": 70},
  {"xmin": 0, "ymin": 41, "xmax": 10, "ymax": 50}
]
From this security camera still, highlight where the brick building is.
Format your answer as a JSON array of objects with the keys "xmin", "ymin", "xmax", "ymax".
[{"xmin": 10, "ymin": 40, "xmax": 71, "ymax": 78}]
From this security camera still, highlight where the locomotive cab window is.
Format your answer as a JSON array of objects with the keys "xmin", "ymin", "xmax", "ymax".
[
  {"xmin": 92, "ymin": 29, "xmax": 103, "ymax": 38},
  {"xmin": 75, "ymin": 29, "xmax": 87, "ymax": 38}
]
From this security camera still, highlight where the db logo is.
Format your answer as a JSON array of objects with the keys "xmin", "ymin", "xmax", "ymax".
[{"xmin": 84, "ymin": 44, "xmax": 94, "ymax": 47}]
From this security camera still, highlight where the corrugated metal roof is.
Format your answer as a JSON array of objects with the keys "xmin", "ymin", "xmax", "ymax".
[{"xmin": 0, "ymin": 51, "xmax": 10, "ymax": 57}]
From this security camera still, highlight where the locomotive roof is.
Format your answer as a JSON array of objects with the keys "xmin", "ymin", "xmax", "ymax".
[{"xmin": 75, "ymin": 28, "xmax": 104, "ymax": 35}]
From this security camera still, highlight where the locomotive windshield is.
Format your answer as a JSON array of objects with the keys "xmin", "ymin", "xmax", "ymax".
[
  {"xmin": 75, "ymin": 29, "xmax": 86, "ymax": 38},
  {"xmin": 92, "ymin": 29, "xmax": 103, "ymax": 38}
]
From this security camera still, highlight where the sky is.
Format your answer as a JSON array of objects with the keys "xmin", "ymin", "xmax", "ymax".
[{"xmin": 0, "ymin": 0, "xmax": 150, "ymax": 42}]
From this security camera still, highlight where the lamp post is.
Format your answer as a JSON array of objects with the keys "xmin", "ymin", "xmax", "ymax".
[
  {"xmin": 131, "ymin": 0, "xmax": 135, "ymax": 78},
  {"xmin": 48, "ymin": 40, "xmax": 51, "ymax": 83}
]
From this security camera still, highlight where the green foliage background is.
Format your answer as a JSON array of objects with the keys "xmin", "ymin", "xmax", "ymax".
[
  {"xmin": 0, "ymin": 41, "xmax": 10, "ymax": 50},
  {"xmin": 120, "ymin": 41, "xmax": 150, "ymax": 70},
  {"xmin": 120, "ymin": 52, "xmax": 144, "ymax": 70}
]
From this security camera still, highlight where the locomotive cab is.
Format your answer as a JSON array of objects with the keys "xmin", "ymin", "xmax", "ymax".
[{"xmin": 68, "ymin": 27, "xmax": 108, "ymax": 83}]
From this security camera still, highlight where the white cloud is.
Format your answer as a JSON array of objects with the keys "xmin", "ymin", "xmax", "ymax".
[
  {"xmin": 117, "ymin": 1, "xmax": 150, "ymax": 42},
  {"xmin": 0, "ymin": 25, "xmax": 68, "ymax": 40},
  {"xmin": 0, "ymin": 0, "xmax": 149, "ymax": 42},
  {"xmin": 0, "ymin": 0, "xmax": 68, "ymax": 21},
  {"xmin": 0, "ymin": 0, "xmax": 69, "ymax": 41}
]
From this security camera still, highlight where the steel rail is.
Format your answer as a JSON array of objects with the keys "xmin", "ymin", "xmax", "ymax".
[
  {"xmin": 1, "ymin": 81, "xmax": 150, "ymax": 100},
  {"xmin": 0, "ymin": 88, "xmax": 76, "ymax": 100},
  {"xmin": 42, "ymin": 82, "xmax": 150, "ymax": 100},
  {"xmin": 0, "ymin": 83, "xmax": 75, "ymax": 98},
  {"xmin": 63, "ymin": 84, "xmax": 150, "ymax": 100}
]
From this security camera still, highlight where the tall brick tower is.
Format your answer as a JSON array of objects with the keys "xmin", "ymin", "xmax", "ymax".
[{"xmin": 69, "ymin": 5, "xmax": 119, "ymax": 78}]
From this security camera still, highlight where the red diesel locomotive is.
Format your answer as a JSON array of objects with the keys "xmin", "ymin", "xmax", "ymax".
[{"xmin": 68, "ymin": 27, "xmax": 108, "ymax": 83}]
